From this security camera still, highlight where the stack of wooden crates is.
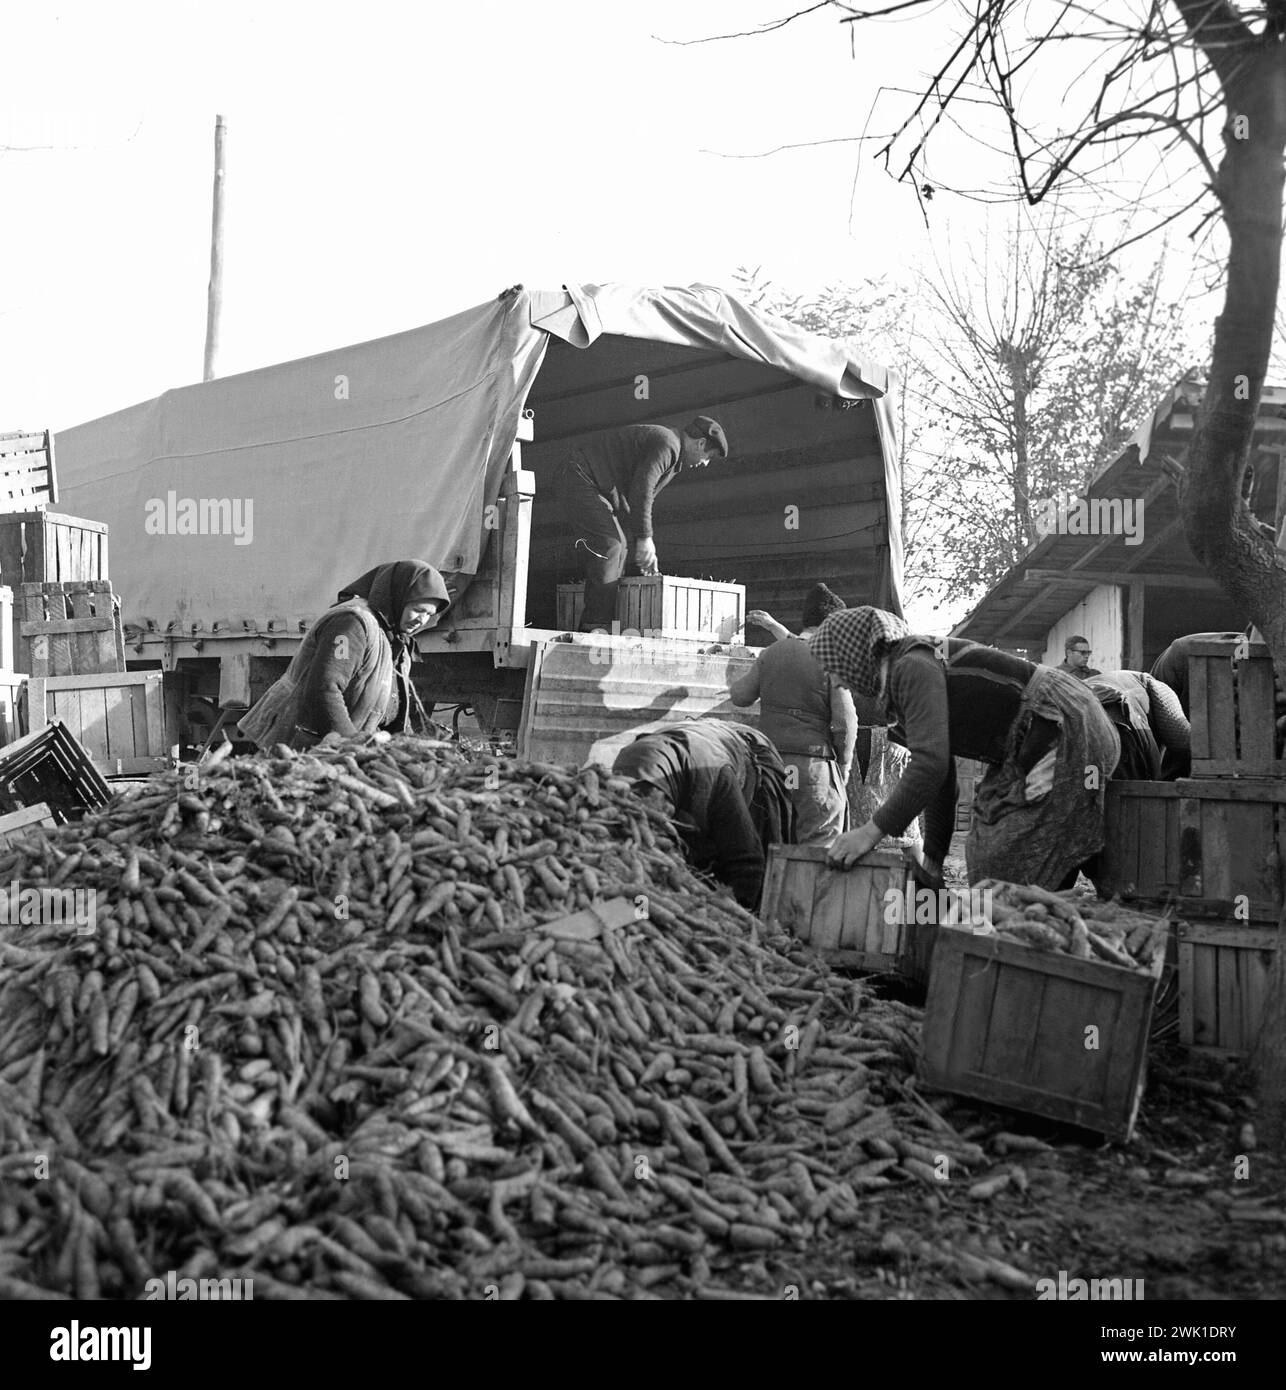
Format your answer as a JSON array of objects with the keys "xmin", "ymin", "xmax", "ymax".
[
  {"xmin": 0, "ymin": 442, "xmax": 168, "ymax": 775},
  {"xmin": 1097, "ymin": 637, "xmax": 1283, "ymax": 1055}
]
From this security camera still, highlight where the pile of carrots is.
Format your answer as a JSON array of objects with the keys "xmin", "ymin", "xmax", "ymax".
[
  {"xmin": 0, "ymin": 738, "xmax": 1034, "ymax": 1300},
  {"xmin": 957, "ymin": 881, "xmax": 1169, "ymax": 971}
]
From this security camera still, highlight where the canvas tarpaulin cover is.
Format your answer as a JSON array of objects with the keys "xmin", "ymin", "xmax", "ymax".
[{"xmin": 56, "ymin": 283, "xmax": 899, "ymax": 632}]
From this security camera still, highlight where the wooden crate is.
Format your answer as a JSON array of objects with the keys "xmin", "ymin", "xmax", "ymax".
[
  {"xmin": 759, "ymin": 844, "xmax": 920, "ymax": 975},
  {"xmin": 0, "ymin": 722, "xmax": 111, "ymax": 822},
  {"xmin": 0, "ymin": 429, "xmax": 58, "ymax": 508},
  {"xmin": 23, "ymin": 671, "xmax": 169, "ymax": 775},
  {"xmin": 1187, "ymin": 638, "xmax": 1284, "ymax": 778},
  {"xmin": 0, "ymin": 669, "xmax": 23, "ymax": 746},
  {"xmin": 1097, "ymin": 778, "xmax": 1286, "ymax": 923},
  {"xmin": 1178, "ymin": 922, "xmax": 1278, "ymax": 1055},
  {"xmin": 0, "ymin": 801, "xmax": 55, "ymax": 848},
  {"xmin": 919, "ymin": 928, "xmax": 1165, "ymax": 1142},
  {"xmin": 0, "ymin": 512, "xmax": 108, "ymax": 668},
  {"xmin": 17, "ymin": 581, "xmax": 125, "ymax": 677},
  {"xmin": 557, "ymin": 577, "xmax": 745, "ymax": 641}
]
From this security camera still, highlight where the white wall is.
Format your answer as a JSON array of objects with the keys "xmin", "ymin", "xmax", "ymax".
[{"xmin": 1042, "ymin": 585, "xmax": 1125, "ymax": 672}]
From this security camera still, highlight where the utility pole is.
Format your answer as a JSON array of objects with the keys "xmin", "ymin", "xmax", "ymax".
[{"xmin": 203, "ymin": 115, "xmax": 226, "ymax": 382}]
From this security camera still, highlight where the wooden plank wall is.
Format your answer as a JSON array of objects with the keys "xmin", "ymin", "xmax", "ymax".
[
  {"xmin": 25, "ymin": 671, "xmax": 167, "ymax": 774},
  {"xmin": 1040, "ymin": 584, "xmax": 1124, "ymax": 671}
]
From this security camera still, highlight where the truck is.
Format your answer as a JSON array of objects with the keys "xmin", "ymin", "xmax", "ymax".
[{"xmin": 55, "ymin": 282, "xmax": 904, "ymax": 767}]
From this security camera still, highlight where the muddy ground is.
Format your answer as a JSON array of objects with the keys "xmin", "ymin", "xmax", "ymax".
[
  {"xmin": 758, "ymin": 1041, "xmax": 1286, "ymax": 1302},
  {"xmin": 703, "ymin": 839, "xmax": 1286, "ymax": 1302}
]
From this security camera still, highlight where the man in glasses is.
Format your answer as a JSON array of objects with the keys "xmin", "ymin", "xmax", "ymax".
[
  {"xmin": 1055, "ymin": 635, "xmax": 1101, "ymax": 680},
  {"xmin": 561, "ymin": 416, "xmax": 729, "ymax": 633}
]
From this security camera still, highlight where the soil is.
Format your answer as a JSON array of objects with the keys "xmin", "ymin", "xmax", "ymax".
[
  {"xmin": 687, "ymin": 1033, "xmax": 1286, "ymax": 1302},
  {"xmin": 702, "ymin": 832, "xmax": 1286, "ymax": 1302}
]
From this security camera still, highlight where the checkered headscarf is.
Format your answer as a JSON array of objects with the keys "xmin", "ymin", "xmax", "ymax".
[{"xmin": 808, "ymin": 606, "xmax": 910, "ymax": 701}]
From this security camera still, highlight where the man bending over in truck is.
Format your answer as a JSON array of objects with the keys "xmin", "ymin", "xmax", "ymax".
[{"xmin": 563, "ymin": 416, "xmax": 729, "ymax": 633}]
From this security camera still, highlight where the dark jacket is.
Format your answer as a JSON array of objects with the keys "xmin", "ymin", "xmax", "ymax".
[
  {"xmin": 571, "ymin": 424, "xmax": 684, "ymax": 539},
  {"xmin": 1149, "ymin": 632, "xmax": 1246, "ymax": 717},
  {"xmin": 1055, "ymin": 658, "xmax": 1101, "ymax": 679},
  {"xmin": 729, "ymin": 636, "xmax": 857, "ymax": 762},
  {"xmin": 613, "ymin": 719, "xmax": 794, "ymax": 908},
  {"xmin": 877, "ymin": 638, "xmax": 1047, "ymax": 860},
  {"xmin": 241, "ymin": 561, "xmax": 450, "ymax": 750},
  {"xmin": 1087, "ymin": 670, "xmax": 1191, "ymax": 780}
]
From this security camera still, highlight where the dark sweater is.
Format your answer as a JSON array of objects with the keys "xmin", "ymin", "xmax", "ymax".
[
  {"xmin": 1149, "ymin": 632, "xmax": 1246, "ymax": 717},
  {"xmin": 875, "ymin": 638, "xmax": 1039, "ymax": 858},
  {"xmin": 613, "ymin": 720, "xmax": 771, "ymax": 907},
  {"xmin": 295, "ymin": 606, "xmax": 406, "ymax": 738},
  {"xmin": 1087, "ymin": 670, "xmax": 1190, "ymax": 779},
  {"xmin": 730, "ymin": 637, "xmax": 856, "ymax": 760},
  {"xmin": 572, "ymin": 424, "xmax": 684, "ymax": 538}
]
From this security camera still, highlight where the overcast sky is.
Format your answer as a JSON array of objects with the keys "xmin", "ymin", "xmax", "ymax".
[
  {"xmin": 0, "ymin": 1, "xmax": 1227, "ymax": 629},
  {"xmin": 0, "ymin": 2, "xmax": 1015, "ymax": 425}
]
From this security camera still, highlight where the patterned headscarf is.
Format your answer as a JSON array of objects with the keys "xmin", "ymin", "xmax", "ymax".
[{"xmin": 808, "ymin": 606, "xmax": 910, "ymax": 700}]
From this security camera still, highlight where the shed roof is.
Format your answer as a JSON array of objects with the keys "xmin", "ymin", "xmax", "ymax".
[{"xmin": 950, "ymin": 380, "xmax": 1284, "ymax": 649}]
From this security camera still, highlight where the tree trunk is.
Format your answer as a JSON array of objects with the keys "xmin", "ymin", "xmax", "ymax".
[
  {"xmin": 1006, "ymin": 346, "xmax": 1033, "ymax": 550},
  {"xmin": 1177, "ymin": 45, "xmax": 1286, "ymax": 1144}
]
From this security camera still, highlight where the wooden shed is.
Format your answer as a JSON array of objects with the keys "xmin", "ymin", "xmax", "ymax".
[{"xmin": 950, "ymin": 380, "xmax": 1283, "ymax": 664}]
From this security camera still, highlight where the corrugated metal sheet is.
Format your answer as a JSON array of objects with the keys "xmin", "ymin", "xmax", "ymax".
[{"xmin": 519, "ymin": 636, "xmax": 759, "ymax": 768}]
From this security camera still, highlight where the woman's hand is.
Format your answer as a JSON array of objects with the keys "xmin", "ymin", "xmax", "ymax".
[
  {"xmin": 747, "ymin": 610, "xmax": 789, "ymax": 641},
  {"xmin": 826, "ymin": 820, "xmax": 885, "ymax": 868}
]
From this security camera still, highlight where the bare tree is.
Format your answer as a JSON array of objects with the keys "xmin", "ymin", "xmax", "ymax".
[
  {"xmin": 709, "ymin": 1, "xmax": 1286, "ymax": 1136},
  {"xmin": 924, "ymin": 218, "xmax": 1199, "ymax": 588},
  {"xmin": 731, "ymin": 266, "xmax": 944, "ymax": 607},
  {"xmin": 736, "ymin": 225, "xmax": 1198, "ymax": 610}
]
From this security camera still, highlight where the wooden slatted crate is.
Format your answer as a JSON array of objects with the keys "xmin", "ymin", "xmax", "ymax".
[
  {"xmin": 0, "ymin": 510, "xmax": 106, "ymax": 585},
  {"xmin": 1178, "ymin": 923, "xmax": 1278, "ymax": 1055},
  {"xmin": 0, "ymin": 721, "xmax": 111, "ymax": 821},
  {"xmin": 23, "ymin": 671, "xmax": 169, "ymax": 775},
  {"xmin": 1187, "ymin": 637, "xmax": 1284, "ymax": 778},
  {"xmin": 1097, "ymin": 778, "xmax": 1286, "ymax": 923},
  {"xmin": 0, "ymin": 429, "xmax": 58, "ymax": 508},
  {"xmin": 919, "ymin": 928, "xmax": 1165, "ymax": 1142},
  {"xmin": 0, "ymin": 511, "xmax": 108, "ymax": 670},
  {"xmin": 0, "ymin": 669, "xmax": 23, "ymax": 746},
  {"xmin": 557, "ymin": 577, "xmax": 745, "ymax": 641},
  {"xmin": 759, "ymin": 844, "xmax": 923, "ymax": 976},
  {"xmin": 0, "ymin": 801, "xmax": 55, "ymax": 848},
  {"xmin": 18, "ymin": 581, "xmax": 125, "ymax": 677}
]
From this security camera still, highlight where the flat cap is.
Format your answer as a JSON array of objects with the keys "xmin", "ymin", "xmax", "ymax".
[{"xmin": 686, "ymin": 415, "xmax": 729, "ymax": 458}]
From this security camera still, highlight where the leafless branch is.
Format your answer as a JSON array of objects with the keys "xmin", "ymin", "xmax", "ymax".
[{"xmin": 652, "ymin": 1, "xmax": 844, "ymax": 45}]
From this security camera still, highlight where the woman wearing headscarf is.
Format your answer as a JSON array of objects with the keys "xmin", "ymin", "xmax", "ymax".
[
  {"xmin": 239, "ymin": 560, "xmax": 451, "ymax": 751},
  {"xmin": 809, "ymin": 607, "xmax": 1120, "ymax": 891},
  {"xmin": 611, "ymin": 718, "xmax": 795, "ymax": 909}
]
